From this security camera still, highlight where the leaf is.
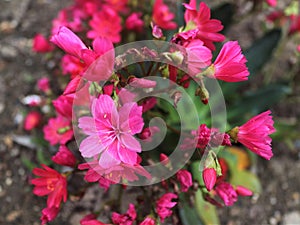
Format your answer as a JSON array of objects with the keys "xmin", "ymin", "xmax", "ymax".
[
  {"xmin": 179, "ymin": 193, "xmax": 204, "ymax": 225},
  {"xmin": 37, "ymin": 149, "xmax": 52, "ymax": 166},
  {"xmin": 245, "ymin": 29, "xmax": 282, "ymax": 75},
  {"xmin": 211, "ymin": 3, "xmax": 235, "ymax": 33},
  {"xmin": 227, "ymin": 83, "xmax": 291, "ymax": 125},
  {"xmin": 195, "ymin": 190, "xmax": 220, "ymax": 225},
  {"xmin": 230, "ymin": 170, "xmax": 262, "ymax": 194},
  {"xmin": 21, "ymin": 156, "xmax": 37, "ymax": 171}
]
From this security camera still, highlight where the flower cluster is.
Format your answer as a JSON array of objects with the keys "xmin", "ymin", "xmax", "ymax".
[{"xmin": 26, "ymin": 0, "xmax": 277, "ymax": 224}]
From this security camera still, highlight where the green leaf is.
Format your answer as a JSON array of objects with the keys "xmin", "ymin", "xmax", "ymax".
[
  {"xmin": 245, "ymin": 29, "xmax": 282, "ymax": 75},
  {"xmin": 211, "ymin": 3, "xmax": 235, "ymax": 33},
  {"xmin": 21, "ymin": 156, "xmax": 37, "ymax": 171},
  {"xmin": 37, "ymin": 149, "xmax": 52, "ymax": 166},
  {"xmin": 227, "ymin": 83, "xmax": 291, "ymax": 125},
  {"xmin": 195, "ymin": 190, "xmax": 220, "ymax": 225},
  {"xmin": 179, "ymin": 194, "xmax": 204, "ymax": 225},
  {"xmin": 230, "ymin": 170, "xmax": 262, "ymax": 194}
]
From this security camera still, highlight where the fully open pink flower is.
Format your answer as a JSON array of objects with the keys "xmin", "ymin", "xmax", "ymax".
[
  {"xmin": 183, "ymin": 0, "xmax": 224, "ymax": 50},
  {"xmin": 156, "ymin": 193, "xmax": 178, "ymax": 222},
  {"xmin": 78, "ymin": 94, "xmax": 144, "ymax": 168},
  {"xmin": 210, "ymin": 41, "xmax": 249, "ymax": 82},
  {"xmin": 125, "ymin": 12, "xmax": 144, "ymax": 32},
  {"xmin": 50, "ymin": 26, "xmax": 87, "ymax": 58},
  {"xmin": 31, "ymin": 164, "xmax": 67, "ymax": 208},
  {"xmin": 236, "ymin": 110, "xmax": 275, "ymax": 160},
  {"xmin": 87, "ymin": 6, "xmax": 122, "ymax": 43},
  {"xmin": 43, "ymin": 116, "xmax": 73, "ymax": 145},
  {"xmin": 112, "ymin": 204, "xmax": 136, "ymax": 225},
  {"xmin": 152, "ymin": 0, "xmax": 177, "ymax": 30}
]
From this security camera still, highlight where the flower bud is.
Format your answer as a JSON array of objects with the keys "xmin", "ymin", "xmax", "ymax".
[
  {"xmin": 235, "ymin": 185, "xmax": 253, "ymax": 196},
  {"xmin": 202, "ymin": 168, "xmax": 217, "ymax": 191}
]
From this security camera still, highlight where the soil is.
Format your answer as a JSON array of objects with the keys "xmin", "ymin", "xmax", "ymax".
[{"xmin": 0, "ymin": 0, "xmax": 299, "ymax": 225}]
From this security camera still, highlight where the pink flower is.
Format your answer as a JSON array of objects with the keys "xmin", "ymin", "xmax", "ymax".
[
  {"xmin": 31, "ymin": 164, "xmax": 67, "ymax": 208},
  {"xmin": 235, "ymin": 110, "xmax": 275, "ymax": 160},
  {"xmin": 235, "ymin": 185, "xmax": 253, "ymax": 196},
  {"xmin": 52, "ymin": 145, "xmax": 76, "ymax": 167},
  {"xmin": 52, "ymin": 94, "xmax": 74, "ymax": 120},
  {"xmin": 152, "ymin": 0, "xmax": 177, "ymax": 30},
  {"xmin": 266, "ymin": 0, "xmax": 277, "ymax": 7},
  {"xmin": 32, "ymin": 34, "xmax": 53, "ymax": 53},
  {"xmin": 209, "ymin": 41, "xmax": 249, "ymax": 82},
  {"xmin": 183, "ymin": 1, "xmax": 225, "ymax": 50},
  {"xmin": 152, "ymin": 24, "xmax": 163, "ymax": 39},
  {"xmin": 61, "ymin": 54, "xmax": 86, "ymax": 78},
  {"xmin": 80, "ymin": 214, "xmax": 111, "ymax": 225},
  {"xmin": 176, "ymin": 169, "xmax": 193, "ymax": 192},
  {"xmin": 40, "ymin": 207, "xmax": 59, "ymax": 225},
  {"xmin": 140, "ymin": 217, "xmax": 155, "ymax": 225},
  {"xmin": 23, "ymin": 111, "xmax": 42, "ymax": 131},
  {"xmin": 78, "ymin": 159, "xmax": 151, "ymax": 184},
  {"xmin": 112, "ymin": 204, "xmax": 136, "ymax": 225},
  {"xmin": 184, "ymin": 39, "xmax": 212, "ymax": 75},
  {"xmin": 87, "ymin": 7, "xmax": 122, "ymax": 43},
  {"xmin": 297, "ymin": 45, "xmax": 300, "ymax": 53},
  {"xmin": 50, "ymin": 26, "xmax": 87, "ymax": 58},
  {"xmin": 202, "ymin": 168, "xmax": 217, "ymax": 191},
  {"xmin": 43, "ymin": 116, "xmax": 74, "ymax": 146},
  {"xmin": 125, "ymin": 12, "xmax": 144, "ymax": 32},
  {"xmin": 37, "ymin": 77, "xmax": 50, "ymax": 93},
  {"xmin": 215, "ymin": 182, "xmax": 238, "ymax": 206},
  {"xmin": 156, "ymin": 193, "xmax": 178, "ymax": 222},
  {"xmin": 78, "ymin": 95, "xmax": 144, "ymax": 168}
]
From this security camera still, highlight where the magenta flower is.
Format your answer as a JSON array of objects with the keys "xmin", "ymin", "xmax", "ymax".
[
  {"xmin": 183, "ymin": 1, "xmax": 225, "ymax": 50},
  {"xmin": 215, "ymin": 182, "xmax": 238, "ymax": 206},
  {"xmin": 235, "ymin": 110, "xmax": 275, "ymax": 160},
  {"xmin": 52, "ymin": 94, "xmax": 74, "ymax": 120},
  {"xmin": 52, "ymin": 145, "xmax": 76, "ymax": 167},
  {"xmin": 87, "ymin": 7, "xmax": 122, "ymax": 43},
  {"xmin": 140, "ymin": 217, "xmax": 155, "ymax": 225},
  {"xmin": 50, "ymin": 26, "xmax": 87, "ymax": 58},
  {"xmin": 37, "ymin": 77, "xmax": 50, "ymax": 93},
  {"xmin": 40, "ymin": 207, "xmax": 59, "ymax": 225},
  {"xmin": 125, "ymin": 12, "xmax": 144, "ymax": 32},
  {"xmin": 112, "ymin": 204, "xmax": 136, "ymax": 225},
  {"xmin": 43, "ymin": 116, "xmax": 73, "ymax": 146},
  {"xmin": 31, "ymin": 164, "xmax": 67, "ymax": 208},
  {"xmin": 202, "ymin": 168, "xmax": 217, "ymax": 191},
  {"xmin": 23, "ymin": 111, "xmax": 42, "ymax": 131},
  {"xmin": 78, "ymin": 94, "xmax": 144, "ymax": 168},
  {"xmin": 152, "ymin": 0, "xmax": 177, "ymax": 30},
  {"xmin": 176, "ymin": 169, "xmax": 193, "ymax": 192},
  {"xmin": 156, "ymin": 193, "xmax": 178, "ymax": 222},
  {"xmin": 235, "ymin": 185, "xmax": 253, "ymax": 196},
  {"xmin": 32, "ymin": 34, "xmax": 53, "ymax": 53},
  {"xmin": 210, "ymin": 41, "xmax": 249, "ymax": 82}
]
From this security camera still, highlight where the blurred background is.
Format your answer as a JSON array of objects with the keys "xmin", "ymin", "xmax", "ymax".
[{"xmin": 0, "ymin": 0, "xmax": 299, "ymax": 224}]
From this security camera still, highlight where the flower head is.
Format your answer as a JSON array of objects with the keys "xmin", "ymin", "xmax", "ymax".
[
  {"xmin": 112, "ymin": 203, "xmax": 136, "ymax": 225},
  {"xmin": 183, "ymin": 1, "xmax": 225, "ymax": 50},
  {"xmin": 209, "ymin": 41, "xmax": 249, "ymax": 82},
  {"xmin": 140, "ymin": 217, "xmax": 155, "ymax": 225},
  {"xmin": 43, "ymin": 116, "xmax": 74, "ymax": 146},
  {"xmin": 31, "ymin": 164, "xmax": 67, "ymax": 208},
  {"xmin": 40, "ymin": 207, "xmax": 59, "ymax": 225},
  {"xmin": 176, "ymin": 169, "xmax": 193, "ymax": 192},
  {"xmin": 125, "ymin": 12, "xmax": 144, "ymax": 32},
  {"xmin": 215, "ymin": 182, "xmax": 238, "ymax": 206},
  {"xmin": 52, "ymin": 145, "xmax": 76, "ymax": 167},
  {"xmin": 152, "ymin": 0, "xmax": 177, "ymax": 30},
  {"xmin": 202, "ymin": 168, "xmax": 217, "ymax": 191},
  {"xmin": 33, "ymin": 34, "xmax": 53, "ymax": 53},
  {"xmin": 233, "ymin": 110, "xmax": 275, "ymax": 160},
  {"xmin": 24, "ymin": 111, "xmax": 42, "ymax": 131},
  {"xmin": 37, "ymin": 77, "xmax": 50, "ymax": 93},
  {"xmin": 79, "ymin": 94, "xmax": 144, "ymax": 168},
  {"xmin": 156, "ymin": 193, "xmax": 178, "ymax": 222}
]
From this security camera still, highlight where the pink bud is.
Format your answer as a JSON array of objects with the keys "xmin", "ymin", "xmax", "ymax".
[
  {"xmin": 37, "ymin": 77, "xmax": 50, "ymax": 93},
  {"xmin": 266, "ymin": 0, "xmax": 277, "ymax": 7},
  {"xmin": 160, "ymin": 153, "xmax": 170, "ymax": 166},
  {"xmin": 202, "ymin": 168, "xmax": 217, "ymax": 191},
  {"xmin": 50, "ymin": 26, "xmax": 87, "ymax": 58},
  {"xmin": 32, "ymin": 34, "xmax": 53, "ymax": 53},
  {"xmin": 152, "ymin": 24, "xmax": 163, "ymax": 39},
  {"xmin": 235, "ymin": 185, "xmax": 253, "ymax": 196},
  {"xmin": 297, "ymin": 45, "xmax": 300, "ymax": 53},
  {"xmin": 128, "ymin": 77, "xmax": 157, "ymax": 88},
  {"xmin": 52, "ymin": 145, "xmax": 76, "ymax": 167},
  {"xmin": 24, "ymin": 111, "xmax": 42, "ymax": 131}
]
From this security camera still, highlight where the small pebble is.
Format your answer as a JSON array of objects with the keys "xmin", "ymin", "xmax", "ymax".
[
  {"xmin": 270, "ymin": 197, "xmax": 277, "ymax": 205},
  {"xmin": 5, "ymin": 177, "xmax": 13, "ymax": 186}
]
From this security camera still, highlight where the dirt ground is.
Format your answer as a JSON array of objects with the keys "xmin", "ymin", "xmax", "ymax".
[{"xmin": 0, "ymin": 0, "xmax": 300, "ymax": 225}]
